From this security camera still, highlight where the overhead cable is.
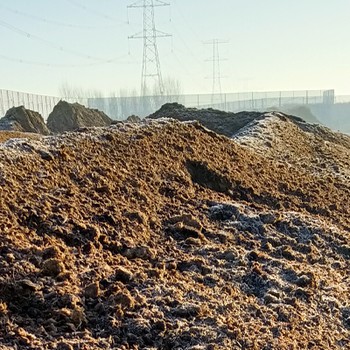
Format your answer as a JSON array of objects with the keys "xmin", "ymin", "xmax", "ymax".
[
  {"xmin": 0, "ymin": 3, "xmax": 117, "ymax": 30},
  {"xmin": 0, "ymin": 53, "xmax": 132, "ymax": 68},
  {"xmin": 0, "ymin": 19, "xmax": 116, "ymax": 62},
  {"xmin": 64, "ymin": 0, "xmax": 124, "ymax": 24}
]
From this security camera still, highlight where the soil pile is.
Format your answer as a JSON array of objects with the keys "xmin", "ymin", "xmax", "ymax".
[
  {"xmin": 149, "ymin": 103, "xmax": 321, "ymax": 133},
  {"xmin": 0, "ymin": 119, "xmax": 349, "ymax": 349},
  {"xmin": 47, "ymin": 101, "xmax": 112, "ymax": 133},
  {"xmin": 126, "ymin": 115, "xmax": 141, "ymax": 123},
  {"xmin": 233, "ymin": 112, "xmax": 350, "ymax": 180},
  {"xmin": 148, "ymin": 102, "xmax": 265, "ymax": 137},
  {"xmin": 0, "ymin": 106, "xmax": 50, "ymax": 135}
]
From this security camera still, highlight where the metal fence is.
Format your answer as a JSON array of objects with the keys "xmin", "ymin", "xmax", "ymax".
[
  {"xmin": 87, "ymin": 89, "xmax": 335, "ymax": 120},
  {"xmin": 335, "ymin": 95, "xmax": 350, "ymax": 104},
  {"xmin": 0, "ymin": 88, "xmax": 335, "ymax": 121},
  {"xmin": 0, "ymin": 89, "xmax": 61, "ymax": 120}
]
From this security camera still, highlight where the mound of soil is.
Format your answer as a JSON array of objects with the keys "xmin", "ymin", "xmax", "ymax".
[
  {"xmin": 47, "ymin": 101, "xmax": 112, "ymax": 133},
  {"xmin": 149, "ymin": 103, "xmax": 313, "ymax": 136},
  {"xmin": 0, "ymin": 106, "xmax": 50, "ymax": 135},
  {"xmin": 126, "ymin": 115, "xmax": 141, "ymax": 123},
  {"xmin": 233, "ymin": 112, "xmax": 350, "ymax": 180},
  {"xmin": 0, "ymin": 119, "xmax": 349, "ymax": 349},
  {"xmin": 148, "ymin": 102, "xmax": 267, "ymax": 137}
]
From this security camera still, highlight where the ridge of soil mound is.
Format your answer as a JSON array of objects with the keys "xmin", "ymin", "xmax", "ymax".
[
  {"xmin": 0, "ymin": 119, "xmax": 349, "ymax": 349},
  {"xmin": 148, "ymin": 102, "xmax": 265, "ymax": 137},
  {"xmin": 126, "ymin": 115, "xmax": 141, "ymax": 123},
  {"xmin": 0, "ymin": 106, "xmax": 50, "ymax": 135},
  {"xmin": 265, "ymin": 105, "xmax": 321, "ymax": 124},
  {"xmin": 148, "ymin": 103, "xmax": 310, "ymax": 137},
  {"xmin": 47, "ymin": 101, "xmax": 112, "ymax": 133},
  {"xmin": 233, "ymin": 112, "xmax": 350, "ymax": 180}
]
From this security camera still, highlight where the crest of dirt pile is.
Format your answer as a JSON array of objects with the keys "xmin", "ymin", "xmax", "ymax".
[
  {"xmin": 233, "ymin": 112, "xmax": 350, "ymax": 180},
  {"xmin": 126, "ymin": 114, "xmax": 141, "ymax": 123},
  {"xmin": 265, "ymin": 105, "xmax": 321, "ymax": 124},
  {"xmin": 0, "ymin": 120, "xmax": 349, "ymax": 349},
  {"xmin": 148, "ymin": 102, "xmax": 265, "ymax": 136},
  {"xmin": 47, "ymin": 100, "xmax": 112, "ymax": 133},
  {"xmin": 0, "ymin": 106, "xmax": 50, "ymax": 135}
]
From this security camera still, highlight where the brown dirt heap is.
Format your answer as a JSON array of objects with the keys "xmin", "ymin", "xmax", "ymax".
[
  {"xmin": 0, "ymin": 118, "xmax": 349, "ymax": 349},
  {"xmin": 233, "ymin": 111, "xmax": 350, "ymax": 179},
  {"xmin": 47, "ymin": 100, "xmax": 112, "ymax": 133},
  {"xmin": 148, "ymin": 102, "xmax": 313, "ymax": 137},
  {"xmin": 126, "ymin": 115, "xmax": 141, "ymax": 123},
  {"xmin": 0, "ymin": 106, "xmax": 50, "ymax": 135}
]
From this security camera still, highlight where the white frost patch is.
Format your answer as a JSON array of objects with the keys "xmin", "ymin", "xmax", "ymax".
[
  {"xmin": 0, "ymin": 119, "xmax": 181, "ymax": 158},
  {"xmin": 232, "ymin": 113, "xmax": 284, "ymax": 144}
]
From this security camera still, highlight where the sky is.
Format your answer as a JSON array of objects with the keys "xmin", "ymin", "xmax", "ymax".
[{"xmin": 0, "ymin": 0, "xmax": 349, "ymax": 97}]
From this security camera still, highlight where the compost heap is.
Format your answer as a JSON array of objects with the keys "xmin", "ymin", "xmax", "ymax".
[
  {"xmin": 0, "ymin": 106, "xmax": 50, "ymax": 135},
  {"xmin": 0, "ymin": 116, "xmax": 349, "ymax": 350}
]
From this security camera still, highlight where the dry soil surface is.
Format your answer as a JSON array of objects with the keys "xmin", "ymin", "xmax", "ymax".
[
  {"xmin": 0, "ymin": 131, "xmax": 40, "ymax": 143},
  {"xmin": 0, "ymin": 119, "xmax": 349, "ymax": 349}
]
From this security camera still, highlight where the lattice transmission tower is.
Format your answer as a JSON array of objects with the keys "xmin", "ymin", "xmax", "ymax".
[
  {"xmin": 204, "ymin": 39, "xmax": 228, "ymax": 105},
  {"xmin": 128, "ymin": 0, "xmax": 171, "ymax": 97}
]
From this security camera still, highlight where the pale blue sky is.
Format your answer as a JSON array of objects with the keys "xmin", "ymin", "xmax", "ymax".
[{"xmin": 0, "ymin": 0, "xmax": 349, "ymax": 96}]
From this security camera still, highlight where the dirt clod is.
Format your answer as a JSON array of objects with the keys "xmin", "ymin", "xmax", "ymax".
[
  {"xmin": 42, "ymin": 258, "xmax": 65, "ymax": 277},
  {"xmin": 84, "ymin": 282, "xmax": 100, "ymax": 298}
]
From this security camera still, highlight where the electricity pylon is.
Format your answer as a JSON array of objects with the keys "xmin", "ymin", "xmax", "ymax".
[
  {"xmin": 128, "ymin": 0, "xmax": 171, "ymax": 97},
  {"xmin": 204, "ymin": 39, "xmax": 228, "ymax": 105}
]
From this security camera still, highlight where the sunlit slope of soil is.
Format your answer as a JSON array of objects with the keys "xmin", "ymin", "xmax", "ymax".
[
  {"xmin": 0, "ymin": 131, "xmax": 41, "ymax": 143},
  {"xmin": 0, "ymin": 120, "xmax": 349, "ymax": 349}
]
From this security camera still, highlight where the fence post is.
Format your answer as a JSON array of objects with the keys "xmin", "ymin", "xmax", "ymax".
[
  {"xmin": 0, "ymin": 90, "xmax": 3, "ymax": 116},
  {"xmin": 6, "ymin": 90, "xmax": 10, "ymax": 109},
  {"xmin": 10, "ymin": 91, "xmax": 15, "ymax": 107}
]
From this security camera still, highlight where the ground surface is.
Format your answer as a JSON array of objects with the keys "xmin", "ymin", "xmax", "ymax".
[
  {"xmin": 0, "ymin": 118, "xmax": 349, "ymax": 349},
  {"xmin": 0, "ymin": 131, "xmax": 40, "ymax": 143}
]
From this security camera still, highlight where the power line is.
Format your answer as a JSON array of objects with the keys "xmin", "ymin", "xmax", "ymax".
[
  {"xmin": 65, "ymin": 0, "xmax": 124, "ymax": 24},
  {"xmin": 128, "ymin": 0, "xmax": 171, "ymax": 96},
  {"xmin": 168, "ymin": 48, "xmax": 207, "ymax": 92},
  {"xmin": 0, "ymin": 3, "xmax": 117, "ymax": 30},
  {"xmin": 0, "ymin": 53, "xmax": 131, "ymax": 68},
  {"xmin": 0, "ymin": 19, "xmax": 117, "ymax": 62},
  {"xmin": 173, "ymin": 0, "xmax": 201, "ymax": 42}
]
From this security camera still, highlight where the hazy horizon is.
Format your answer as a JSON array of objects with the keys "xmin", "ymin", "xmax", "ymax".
[{"xmin": 0, "ymin": 0, "xmax": 349, "ymax": 97}]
